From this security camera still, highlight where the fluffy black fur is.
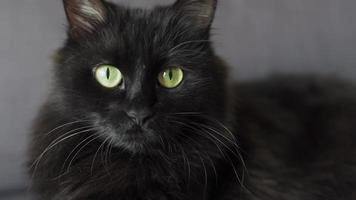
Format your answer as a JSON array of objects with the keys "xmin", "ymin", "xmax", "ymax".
[{"xmin": 28, "ymin": 0, "xmax": 356, "ymax": 199}]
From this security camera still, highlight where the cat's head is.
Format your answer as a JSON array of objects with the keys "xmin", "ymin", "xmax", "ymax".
[{"xmin": 54, "ymin": 0, "xmax": 228, "ymax": 153}]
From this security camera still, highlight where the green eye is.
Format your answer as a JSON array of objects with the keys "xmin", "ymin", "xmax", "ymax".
[
  {"xmin": 94, "ymin": 65, "xmax": 123, "ymax": 88},
  {"xmin": 158, "ymin": 67, "xmax": 184, "ymax": 88}
]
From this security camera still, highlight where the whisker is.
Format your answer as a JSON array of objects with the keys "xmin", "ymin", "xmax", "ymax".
[
  {"xmin": 31, "ymin": 128, "xmax": 96, "ymax": 178},
  {"xmin": 170, "ymin": 112, "xmax": 238, "ymax": 141},
  {"xmin": 168, "ymin": 40, "xmax": 210, "ymax": 55},
  {"xmin": 44, "ymin": 120, "xmax": 93, "ymax": 136},
  {"xmin": 65, "ymin": 134, "xmax": 102, "ymax": 173},
  {"xmin": 100, "ymin": 137, "xmax": 112, "ymax": 176},
  {"xmin": 166, "ymin": 117, "xmax": 248, "ymax": 189},
  {"xmin": 90, "ymin": 137, "xmax": 109, "ymax": 175},
  {"xmin": 181, "ymin": 133, "xmax": 218, "ymax": 188},
  {"xmin": 197, "ymin": 123, "xmax": 236, "ymax": 145},
  {"xmin": 168, "ymin": 113, "xmax": 248, "ymax": 174},
  {"xmin": 191, "ymin": 122, "xmax": 243, "ymax": 160},
  {"xmin": 107, "ymin": 138, "xmax": 115, "ymax": 166},
  {"xmin": 104, "ymin": 138, "xmax": 113, "ymax": 173},
  {"xmin": 47, "ymin": 125, "xmax": 95, "ymax": 148},
  {"xmin": 190, "ymin": 122, "xmax": 249, "ymax": 183},
  {"xmin": 197, "ymin": 151, "xmax": 208, "ymax": 197},
  {"xmin": 206, "ymin": 153, "xmax": 218, "ymax": 186},
  {"xmin": 62, "ymin": 134, "xmax": 99, "ymax": 173}
]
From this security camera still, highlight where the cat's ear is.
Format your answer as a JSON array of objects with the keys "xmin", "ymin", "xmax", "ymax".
[
  {"xmin": 173, "ymin": 0, "xmax": 217, "ymax": 29},
  {"xmin": 63, "ymin": 0, "xmax": 107, "ymax": 39}
]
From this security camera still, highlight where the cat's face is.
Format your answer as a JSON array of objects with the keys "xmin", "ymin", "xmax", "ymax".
[{"xmin": 55, "ymin": 0, "xmax": 227, "ymax": 153}]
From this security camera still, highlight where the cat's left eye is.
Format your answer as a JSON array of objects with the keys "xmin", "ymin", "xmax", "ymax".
[
  {"xmin": 158, "ymin": 67, "xmax": 184, "ymax": 89},
  {"xmin": 94, "ymin": 65, "xmax": 123, "ymax": 88}
]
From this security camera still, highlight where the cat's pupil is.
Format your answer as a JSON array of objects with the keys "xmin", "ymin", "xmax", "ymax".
[
  {"xmin": 106, "ymin": 68, "xmax": 110, "ymax": 79},
  {"xmin": 168, "ymin": 70, "xmax": 173, "ymax": 80}
]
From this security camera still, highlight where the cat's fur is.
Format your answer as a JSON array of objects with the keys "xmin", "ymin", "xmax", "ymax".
[{"xmin": 28, "ymin": 0, "xmax": 356, "ymax": 199}]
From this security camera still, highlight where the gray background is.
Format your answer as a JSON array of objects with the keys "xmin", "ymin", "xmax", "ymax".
[{"xmin": 0, "ymin": 0, "xmax": 355, "ymax": 199}]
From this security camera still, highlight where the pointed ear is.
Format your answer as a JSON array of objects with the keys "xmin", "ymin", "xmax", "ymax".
[
  {"xmin": 174, "ymin": 0, "xmax": 217, "ymax": 29},
  {"xmin": 63, "ymin": 0, "xmax": 107, "ymax": 39}
]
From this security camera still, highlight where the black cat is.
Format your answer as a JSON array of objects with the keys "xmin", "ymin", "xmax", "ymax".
[{"xmin": 28, "ymin": 0, "xmax": 356, "ymax": 199}]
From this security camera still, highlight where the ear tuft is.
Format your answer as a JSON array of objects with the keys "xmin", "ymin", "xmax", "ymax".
[
  {"xmin": 63, "ymin": 0, "xmax": 107, "ymax": 39},
  {"xmin": 174, "ymin": 0, "xmax": 217, "ymax": 29}
]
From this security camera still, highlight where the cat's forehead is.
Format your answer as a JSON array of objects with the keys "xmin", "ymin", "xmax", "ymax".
[
  {"xmin": 113, "ymin": 7, "xmax": 178, "ymax": 36},
  {"xmin": 92, "ymin": 7, "xmax": 190, "ymax": 64}
]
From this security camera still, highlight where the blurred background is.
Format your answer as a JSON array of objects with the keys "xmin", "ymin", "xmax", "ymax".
[{"xmin": 0, "ymin": 0, "xmax": 355, "ymax": 199}]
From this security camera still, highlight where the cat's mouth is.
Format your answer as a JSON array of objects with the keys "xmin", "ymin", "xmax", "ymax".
[
  {"xmin": 98, "ymin": 121, "xmax": 159, "ymax": 153},
  {"xmin": 89, "ymin": 113, "xmax": 162, "ymax": 153}
]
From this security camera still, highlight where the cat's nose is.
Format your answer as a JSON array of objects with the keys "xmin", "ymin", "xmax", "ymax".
[{"xmin": 126, "ymin": 109, "xmax": 154, "ymax": 125}]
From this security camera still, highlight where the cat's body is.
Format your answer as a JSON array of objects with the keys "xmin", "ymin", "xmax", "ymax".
[
  {"xmin": 28, "ymin": 0, "xmax": 356, "ymax": 199},
  {"xmin": 228, "ymin": 76, "xmax": 356, "ymax": 200}
]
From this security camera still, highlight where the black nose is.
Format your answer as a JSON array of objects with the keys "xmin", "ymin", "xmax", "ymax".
[{"xmin": 126, "ymin": 109, "xmax": 154, "ymax": 125}]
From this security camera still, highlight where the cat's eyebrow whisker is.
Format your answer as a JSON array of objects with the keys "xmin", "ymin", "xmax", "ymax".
[
  {"xmin": 168, "ymin": 40, "xmax": 210, "ymax": 55},
  {"xmin": 168, "ymin": 48, "xmax": 207, "ymax": 58}
]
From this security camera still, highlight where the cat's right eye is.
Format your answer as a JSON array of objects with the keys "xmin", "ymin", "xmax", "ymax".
[{"xmin": 94, "ymin": 65, "xmax": 123, "ymax": 88}]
